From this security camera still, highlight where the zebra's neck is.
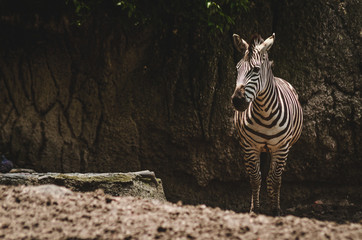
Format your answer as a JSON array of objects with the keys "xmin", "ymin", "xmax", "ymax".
[{"xmin": 252, "ymin": 70, "xmax": 278, "ymax": 116}]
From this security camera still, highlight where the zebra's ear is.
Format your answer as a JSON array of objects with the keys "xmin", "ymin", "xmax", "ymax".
[
  {"xmin": 257, "ymin": 33, "xmax": 275, "ymax": 52},
  {"xmin": 233, "ymin": 34, "xmax": 249, "ymax": 53}
]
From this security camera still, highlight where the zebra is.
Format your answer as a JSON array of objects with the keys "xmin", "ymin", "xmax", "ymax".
[{"xmin": 231, "ymin": 33, "xmax": 303, "ymax": 215}]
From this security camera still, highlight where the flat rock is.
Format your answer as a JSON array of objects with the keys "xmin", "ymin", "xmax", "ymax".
[{"xmin": 0, "ymin": 170, "xmax": 166, "ymax": 201}]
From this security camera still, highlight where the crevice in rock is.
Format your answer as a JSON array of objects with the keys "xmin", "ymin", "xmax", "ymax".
[{"xmin": 1, "ymin": 63, "xmax": 19, "ymax": 115}]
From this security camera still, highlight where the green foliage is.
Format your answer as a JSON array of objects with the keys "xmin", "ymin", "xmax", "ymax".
[
  {"xmin": 206, "ymin": 0, "xmax": 249, "ymax": 33},
  {"xmin": 66, "ymin": 0, "xmax": 249, "ymax": 33}
]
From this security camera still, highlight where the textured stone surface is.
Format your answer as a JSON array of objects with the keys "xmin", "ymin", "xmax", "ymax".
[
  {"xmin": 0, "ymin": 0, "xmax": 360, "ymax": 210},
  {"xmin": 0, "ymin": 171, "xmax": 165, "ymax": 201}
]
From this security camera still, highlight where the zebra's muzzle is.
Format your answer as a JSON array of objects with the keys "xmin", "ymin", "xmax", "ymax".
[
  {"xmin": 232, "ymin": 96, "xmax": 249, "ymax": 112},
  {"xmin": 231, "ymin": 88, "xmax": 250, "ymax": 112}
]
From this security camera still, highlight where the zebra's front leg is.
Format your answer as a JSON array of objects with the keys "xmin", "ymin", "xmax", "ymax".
[
  {"xmin": 267, "ymin": 150, "xmax": 288, "ymax": 216},
  {"xmin": 244, "ymin": 152, "xmax": 262, "ymax": 214}
]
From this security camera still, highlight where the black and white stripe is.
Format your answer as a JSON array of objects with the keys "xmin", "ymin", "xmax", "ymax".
[{"xmin": 231, "ymin": 33, "xmax": 303, "ymax": 215}]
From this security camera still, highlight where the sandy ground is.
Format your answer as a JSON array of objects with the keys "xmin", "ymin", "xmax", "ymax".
[{"xmin": 0, "ymin": 185, "xmax": 361, "ymax": 240}]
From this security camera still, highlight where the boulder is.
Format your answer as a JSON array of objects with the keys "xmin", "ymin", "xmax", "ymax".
[{"xmin": 0, "ymin": 170, "xmax": 166, "ymax": 201}]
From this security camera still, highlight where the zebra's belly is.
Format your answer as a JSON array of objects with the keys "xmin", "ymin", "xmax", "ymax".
[{"xmin": 241, "ymin": 123, "xmax": 293, "ymax": 152}]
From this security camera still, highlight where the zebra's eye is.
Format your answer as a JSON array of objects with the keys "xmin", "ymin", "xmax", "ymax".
[{"xmin": 253, "ymin": 67, "xmax": 260, "ymax": 73}]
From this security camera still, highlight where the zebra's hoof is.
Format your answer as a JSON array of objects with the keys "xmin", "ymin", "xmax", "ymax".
[{"xmin": 250, "ymin": 208, "xmax": 260, "ymax": 215}]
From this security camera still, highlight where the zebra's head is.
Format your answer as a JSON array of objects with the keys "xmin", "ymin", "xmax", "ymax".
[{"xmin": 231, "ymin": 33, "xmax": 275, "ymax": 112}]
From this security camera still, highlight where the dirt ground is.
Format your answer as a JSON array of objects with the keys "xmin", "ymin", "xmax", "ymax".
[{"xmin": 0, "ymin": 185, "xmax": 361, "ymax": 240}]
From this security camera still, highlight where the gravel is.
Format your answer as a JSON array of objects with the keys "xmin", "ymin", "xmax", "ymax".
[{"xmin": 0, "ymin": 185, "xmax": 361, "ymax": 240}]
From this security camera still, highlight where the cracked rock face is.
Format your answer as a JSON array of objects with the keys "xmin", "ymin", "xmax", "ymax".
[{"xmin": 0, "ymin": 0, "xmax": 360, "ymax": 209}]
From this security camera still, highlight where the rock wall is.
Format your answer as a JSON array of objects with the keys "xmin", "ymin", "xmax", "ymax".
[
  {"xmin": 0, "ymin": 0, "xmax": 360, "ymax": 210},
  {"xmin": 270, "ymin": 0, "xmax": 361, "ymax": 184}
]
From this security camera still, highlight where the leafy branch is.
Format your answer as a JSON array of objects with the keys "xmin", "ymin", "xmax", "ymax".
[
  {"xmin": 205, "ymin": 0, "xmax": 249, "ymax": 33},
  {"xmin": 66, "ymin": 0, "xmax": 249, "ymax": 33}
]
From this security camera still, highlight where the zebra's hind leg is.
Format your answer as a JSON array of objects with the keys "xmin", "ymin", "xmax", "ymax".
[
  {"xmin": 244, "ymin": 152, "xmax": 262, "ymax": 214},
  {"xmin": 267, "ymin": 149, "xmax": 288, "ymax": 216}
]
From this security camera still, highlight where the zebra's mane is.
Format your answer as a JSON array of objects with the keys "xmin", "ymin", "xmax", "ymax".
[{"xmin": 247, "ymin": 34, "xmax": 264, "ymax": 60}]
